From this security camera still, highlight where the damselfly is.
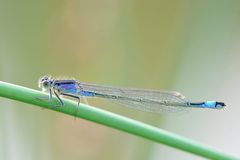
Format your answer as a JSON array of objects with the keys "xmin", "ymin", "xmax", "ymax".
[{"xmin": 38, "ymin": 75, "xmax": 225, "ymax": 112}]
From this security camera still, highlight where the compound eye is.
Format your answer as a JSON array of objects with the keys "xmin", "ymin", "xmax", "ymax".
[{"xmin": 42, "ymin": 81, "xmax": 49, "ymax": 88}]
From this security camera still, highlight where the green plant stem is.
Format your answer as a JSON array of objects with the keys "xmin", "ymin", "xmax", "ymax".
[{"xmin": 0, "ymin": 81, "xmax": 238, "ymax": 160}]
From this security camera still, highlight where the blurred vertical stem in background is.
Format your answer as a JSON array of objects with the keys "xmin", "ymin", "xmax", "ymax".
[{"xmin": 0, "ymin": 81, "xmax": 238, "ymax": 160}]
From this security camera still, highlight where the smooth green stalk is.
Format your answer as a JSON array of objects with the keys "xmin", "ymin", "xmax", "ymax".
[{"xmin": 0, "ymin": 81, "xmax": 238, "ymax": 160}]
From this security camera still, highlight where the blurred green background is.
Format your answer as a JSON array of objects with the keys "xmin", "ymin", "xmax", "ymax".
[{"xmin": 1, "ymin": 0, "xmax": 240, "ymax": 159}]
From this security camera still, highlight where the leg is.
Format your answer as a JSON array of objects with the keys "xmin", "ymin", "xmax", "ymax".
[
  {"xmin": 53, "ymin": 89, "xmax": 64, "ymax": 106},
  {"xmin": 60, "ymin": 93, "xmax": 81, "ymax": 119},
  {"xmin": 36, "ymin": 88, "xmax": 61, "ymax": 108},
  {"xmin": 36, "ymin": 88, "xmax": 53, "ymax": 102},
  {"xmin": 49, "ymin": 88, "xmax": 52, "ymax": 101},
  {"xmin": 60, "ymin": 93, "xmax": 80, "ymax": 105}
]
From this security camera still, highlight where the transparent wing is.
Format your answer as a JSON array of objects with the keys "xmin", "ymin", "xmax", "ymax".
[{"xmin": 79, "ymin": 82, "xmax": 190, "ymax": 113}]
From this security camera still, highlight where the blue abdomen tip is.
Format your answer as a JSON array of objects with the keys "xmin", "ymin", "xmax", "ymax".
[{"xmin": 204, "ymin": 101, "xmax": 217, "ymax": 108}]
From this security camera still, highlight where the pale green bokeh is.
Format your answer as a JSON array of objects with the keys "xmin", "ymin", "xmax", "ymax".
[{"xmin": 1, "ymin": 0, "xmax": 240, "ymax": 160}]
